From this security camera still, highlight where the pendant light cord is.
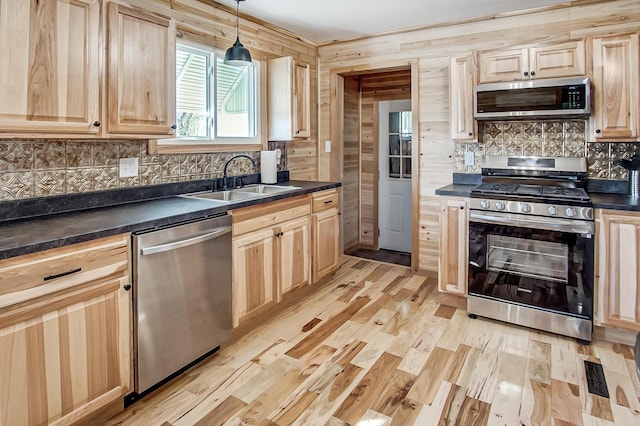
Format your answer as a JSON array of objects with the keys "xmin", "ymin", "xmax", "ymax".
[{"xmin": 235, "ymin": 0, "xmax": 240, "ymax": 40}]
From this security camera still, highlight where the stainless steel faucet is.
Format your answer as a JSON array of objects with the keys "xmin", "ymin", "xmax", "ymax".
[{"xmin": 222, "ymin": 154, "xmax": 256, "ymax": 189}]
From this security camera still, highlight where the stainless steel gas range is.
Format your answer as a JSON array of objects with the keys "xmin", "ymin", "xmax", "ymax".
[{"xmin": 467, "ymin": 156, "xmax": 594, "ymax": 342}]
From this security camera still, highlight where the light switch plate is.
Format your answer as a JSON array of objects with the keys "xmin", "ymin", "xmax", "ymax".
[
  {"xmin": 464, "ymin": 151, "xmax": 475, "ymax": 166},
  {"xmin": 119, "ymin": 157, "xmax": 139, "ymax": 178},
  {"xmin": 325, "ymin": 140, "xmax": 332, "ymax": 153}
]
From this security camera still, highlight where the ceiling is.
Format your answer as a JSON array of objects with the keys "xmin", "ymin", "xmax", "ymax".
[{"xmin": 213, "ymin": 0, "xmax": 576, "ymax": 43}]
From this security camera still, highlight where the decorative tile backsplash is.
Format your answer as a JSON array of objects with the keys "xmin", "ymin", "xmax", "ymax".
[
  {"xmin": 0, "ymin": 140, "xmax": 288, "ymax": 201},
  {"xmin": 454, "ymin": 120, "xmax": 639, "ymax": 179}
]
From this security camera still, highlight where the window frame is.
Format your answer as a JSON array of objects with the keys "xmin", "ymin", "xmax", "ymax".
[{"xmin": 151, "ymin": 37, "xmax": 266, "ymax": 154}]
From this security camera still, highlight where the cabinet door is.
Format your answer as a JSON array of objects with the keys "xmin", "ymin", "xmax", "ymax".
[
  {"xmin": 450, "ymin": 53, "xmax": 477, "ymax": 141},
  {"xmin": 0, "ymin": 0, "xmax": 100, "ymax": 135},
  {"xmin": 596, "ymin": 210, "xmax": 640, "ymax": 330},
  {"xmin": 529, "ymin": 40, "xmax": 585, "ymax": 79},
  {"xmin": 478, "ymin": 48, "xmax": 528, "ymax": 83},
  {"xmin": 277, "ymin": 216, "xmax": 311, "ymax": 296},
  {"xmin": 294, "ymin": 63, "xmax": 311, "ymax": 138},
  {"xmin": 268, "ymin": 56, "xmax": 311, "ymax": 140},
  {"xmin": 591, "ymin": 34, "xmax": 639, "ymax": 140},
  {"xmin": 107, "ymin": 3, "xmax": 176, "ymax": 135},
  {"xmin": 438, "ymin": 197, "xmax": 468, "ymax": 295},
  {"xmin": 313, "ymin": 207, "xmax": 340, "ymax": 283},
  {"xmin": 232, "ymin": 228, "xmax": 276, "ymax": 327},
  {"xmin": 0, "ymin": 278, "xmax": 131, "ymax": 425}
]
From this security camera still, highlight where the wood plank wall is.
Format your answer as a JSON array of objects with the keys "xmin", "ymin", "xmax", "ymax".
[
  {"xmin": 317, "ymin": 0, "xmax": 640, "ymax": 272},
  {"xmin": 126, "ymin": 0, "xmax": 319, "ymax": 180},
  {"xmin": 359, "ymin": 70, "xmax": 411, "ymax": 248},
  {"xmin": 343, "ymin": 76, "xmax": 360, "ymax": 250}
]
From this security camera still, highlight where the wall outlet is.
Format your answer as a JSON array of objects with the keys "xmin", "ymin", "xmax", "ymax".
[
  {"xmin": 464, "ymin": 151, "xmax": 475, "ymax": 166},
  {"xmin": 325, "ymin": 140, "xmax": 332, "ymax": 153},
  {"xmin": 119, "ymin": 157, "xmax": 139, "ymax": 178}
]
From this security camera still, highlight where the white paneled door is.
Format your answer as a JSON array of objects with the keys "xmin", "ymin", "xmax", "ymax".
[{"xmin": 378, "ymin": 100, "xmax": 412, "ymax": 253}]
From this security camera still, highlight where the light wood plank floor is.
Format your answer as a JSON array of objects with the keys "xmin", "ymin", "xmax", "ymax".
[{"xmin": 107, "ymin": 257, "xmax": 640, "ymax": 425}]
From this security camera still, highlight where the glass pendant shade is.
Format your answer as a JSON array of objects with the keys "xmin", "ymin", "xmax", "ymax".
[
  {"xmin": 224, "ymin": 1, "xmax": 252, "ymax": 66},
  {"xmin": 224, "ymin": 37, "xmax": 252, "ymax": 66}
]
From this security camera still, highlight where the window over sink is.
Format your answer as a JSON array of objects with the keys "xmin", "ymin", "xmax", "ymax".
[
  {"xmin": 150, "ymin": 38, "xmax": 264, "ymax": 154},
  {"xmin": 175, "ymin": 40, "xmax": 260, "ymax": 143}
]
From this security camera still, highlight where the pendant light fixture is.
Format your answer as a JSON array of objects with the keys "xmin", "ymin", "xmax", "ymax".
[{"xmin": 224, "ymin": 0, "xmax": 252, "ymax": 66}]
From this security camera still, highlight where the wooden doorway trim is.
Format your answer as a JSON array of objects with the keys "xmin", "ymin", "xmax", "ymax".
[{"xmin": 328, "ymin": 59, "xmax": 420, "ymax": 271}]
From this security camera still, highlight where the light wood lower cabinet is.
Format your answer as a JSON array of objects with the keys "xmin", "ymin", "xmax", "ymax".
[
  {"xmin": 232, "ymin": 227, "xmax": 277, "ymax": 328},
  {"xmin": 278, "ymin": 216, "xmax": 311, "ymax": 295},
  {"xmin": 231, "ymin": 196, "xmax": 311, "ymax": 328},
  {"xmin": 596, "ymin": 209, "xmax": 640, "ymax": 330},
  {"xmin": 0, "ymin": 234, "xmax": 131, "ymax": 425},
  {"xmin": 438, "ymin": 196, "xmax": 469, "ymax": 295},
  {"xmin": 312, "ymin": 189, "xmax": 340, "ymax": 283}
]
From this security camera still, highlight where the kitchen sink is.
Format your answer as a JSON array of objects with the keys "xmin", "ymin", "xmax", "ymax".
[
  {"xmin": 184, "ymin": 190, "xmax": 263, "ymax": 202},
  {"xmin": 237, "ymin": 184, "xmax": 301, "ymax": 194},
  {"xmin": 181, "ymin": 184, "xmax": 301, "ymax": 203}
]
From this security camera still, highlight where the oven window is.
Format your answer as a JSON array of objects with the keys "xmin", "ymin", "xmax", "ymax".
[{"xmin": 487, "ymin": 235, "xmax": 568, "ymax": 283}]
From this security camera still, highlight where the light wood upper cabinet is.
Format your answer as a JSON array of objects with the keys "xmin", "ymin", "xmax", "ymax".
[
  {"xmin": 590, "ymin": 33, "xmax": 639, "ymax": 141},
  {"xmin": 268, "ymin": 56, "xmax": 311, "ymax": 140},
  {"xmin": 450, "ymin": 53, "xmax": 478, "ymax": 141},
  {"xmin": 479, "ymin": 48, "xmax": 528, "ymax": 83},
  {"xmin": 311, "ymin": 189, "xmax": 340, "ymax": 283},
  {"xmin": 107, "ymin": 3, "xmax": 176, "ymax": 135},
  {"xmin": 596, "ymin": 209, "xmax": 640, "ymax": 330},
  {"xmin": 438, "ymin": 197, "xmax": 468, "ymax": 295},
  {"xmin": 0, "ymin": 0, "xmax": 101, "ymax": 135},
  {"xmin": 479, "ymin": 40, "xmax": 586, "ymax": 83},
  {"xmin": 0, "ymin": 234, "xmax": 131, "ymax": 424}
]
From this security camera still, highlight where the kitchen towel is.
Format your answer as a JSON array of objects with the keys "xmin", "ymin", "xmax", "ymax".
[{"xmin": 260, "ymin": 150, "xmax": 277, "ymax": 184}]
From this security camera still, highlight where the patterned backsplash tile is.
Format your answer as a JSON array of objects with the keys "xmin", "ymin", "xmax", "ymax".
[
  {"xmin": 0, "ymin": 140, "xmax": 288, "ymax": 201},
  {"xmin": 454, "ymin": 120, "xmax": 639, "ymax": 179}
]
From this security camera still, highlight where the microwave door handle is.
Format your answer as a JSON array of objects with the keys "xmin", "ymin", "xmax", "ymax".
[{"xmin": 469, "ymin": 212, "xmax": 594, "ymax": 235}]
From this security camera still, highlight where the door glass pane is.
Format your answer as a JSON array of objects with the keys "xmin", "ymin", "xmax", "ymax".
[
  {"xmin": 389, "ymin": 112, "xmax": 400, "ymax": 133},
  {"xmin": 389, "ymin": 157, "xmax": 400, "ymax": 178},
  {"xmin": 389, "ymin": 135, "xmax": 400, "ymax": 155},
  {"xmin": 402, "ymin": 136, "xmax": 411, "ymax": 155},
  {"xmin": 402, "ymin": 158, "xmax": 411, "ymax": 178},
  {"xmin": 400, "ymin": 111, "xmax": 412, "ymax": 133}
]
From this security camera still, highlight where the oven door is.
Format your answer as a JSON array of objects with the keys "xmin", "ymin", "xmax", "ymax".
[{"xmin": 468, "ymin": 211, "xmax": 594, "ymax": 320}]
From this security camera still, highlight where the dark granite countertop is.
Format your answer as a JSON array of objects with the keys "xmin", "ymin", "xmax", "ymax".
[
  {"xmin": 435, "ymin": 175, "xmax": 640, "ymax": 212},
  {"xmin": 0, "ymin": 180, "xmax": 340, "ymax": 260},
  {"xmin": 590, "ymin": 193, "xmax": 640, "ymax": 212},
  {"xmin": 434, "ymin": 184, "xmax": 476, "ymax": 197}
]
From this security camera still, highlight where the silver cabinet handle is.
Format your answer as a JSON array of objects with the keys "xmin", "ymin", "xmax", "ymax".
[{"xmin": 140, "ymin": 227, "xmax": 231, "ymax": 256}]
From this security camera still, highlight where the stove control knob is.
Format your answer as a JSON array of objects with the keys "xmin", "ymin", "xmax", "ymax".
[
  {"xmin": 565, "ymin": 207, "xmax": 576, "ymax": 217},
  {"xmin": 495, "ymin": 201, "xmax": 506, "ymax": 211},
  {"xmin": 521, "ymin": 203, "xmax": 531, "ymax": 213},
  {"xmin": 548, "ymin": 206, "xmax": 558, "ymax": 215},
  {"xmin": 480, "ymin": 200, "xmax": 490, "ymax": 209}
]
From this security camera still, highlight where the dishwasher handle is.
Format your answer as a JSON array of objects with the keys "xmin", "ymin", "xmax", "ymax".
[{"xmin": 140, "ymin": 226, "xmax": 231, "ymax": 256}]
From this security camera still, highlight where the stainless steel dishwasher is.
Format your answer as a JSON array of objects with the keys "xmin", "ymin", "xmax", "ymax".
[{"xmin": 132, "ymin": 214, "xmax": 232, "ymax": 395}]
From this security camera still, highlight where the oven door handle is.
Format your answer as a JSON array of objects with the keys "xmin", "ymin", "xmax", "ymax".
[{"xmin": 469, "ymin": 212, "xmax": 594, "ymax": 235}]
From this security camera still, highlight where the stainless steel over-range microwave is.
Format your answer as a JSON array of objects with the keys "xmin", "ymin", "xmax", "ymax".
[{"xmin": 473, "ymin": 77, "xmax": 591, "ymax": 120}]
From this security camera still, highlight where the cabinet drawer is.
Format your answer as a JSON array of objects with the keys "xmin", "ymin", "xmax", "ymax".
[
  {"xmin": 231, "ymin": 196, "xmax": 310, "ymax": 236},
  {"xmin": 312, "ymin": 189, "xmax": 339, "ymax": 213},
  {"xmin": 0, "ymin": 234, "xmax": 129, "ymax": 310}
]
